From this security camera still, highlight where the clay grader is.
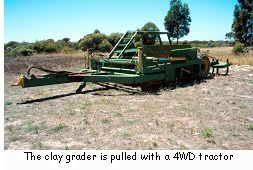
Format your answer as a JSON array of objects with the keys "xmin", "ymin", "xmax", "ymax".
[{"xmin": 14, "ymin": 31, "xmax": 230, "ymax": 92}]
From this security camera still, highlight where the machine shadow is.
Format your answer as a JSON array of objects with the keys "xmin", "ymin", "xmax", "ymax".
[
  {"xmin": 17, "ymin": 84, "xmax": 147, "ymax": 104},
  {"xmin": 17, "ymin": 86, "xmax": 112, "ymax": 104}
]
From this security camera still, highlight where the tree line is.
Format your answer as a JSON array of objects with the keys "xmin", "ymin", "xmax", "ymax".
[
  {"xmin": 5, "ymin": 0, "xmax": 251, "ymax": 57},
  {"xmin": 4, "ymin": 23, "xmax": 162, "ymax": 57},
  {"xmin": 4, "ymin": 31, "xmax": 122, "ymax": 57}
]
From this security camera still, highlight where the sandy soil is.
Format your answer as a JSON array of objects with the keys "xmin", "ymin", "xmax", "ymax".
[{"xmin": 4, "ymin": 49, "xmax": 253, "ymax": 150}]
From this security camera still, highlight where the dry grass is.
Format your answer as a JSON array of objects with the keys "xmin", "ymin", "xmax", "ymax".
[
  {"xmin": 4, "ymin": 52, "xmax": 86, "ymax": 75},
  {"xmin": 201, "ymin": 47, "xmax": 253, "ymax": 65},
  {"xmin": 4, "ymin": 47, "xmax": 253, "ymax": 150},
  {"xmin": 31, "ymin": 51, "xmax": 84, "ymax": 58}
]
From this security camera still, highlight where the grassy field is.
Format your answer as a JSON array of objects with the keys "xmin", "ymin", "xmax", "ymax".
[
  {"xmin": 4, "ymin": 47, "xmax": 253, "ymax": 150},
  {"xmin": 200, "ymin": 47, "xmax": 253, "ymax": 65}
]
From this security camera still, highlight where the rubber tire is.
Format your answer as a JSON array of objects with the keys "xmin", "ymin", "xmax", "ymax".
[{"xmin": 200, "ymin": 55, "xmax": 210, "ymax": 78}]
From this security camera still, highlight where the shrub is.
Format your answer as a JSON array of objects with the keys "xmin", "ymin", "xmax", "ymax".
[
  {"xmin": 44, "ymin": 39, "xmax": 59, "ymax": 53},
  {"xmin": 17, "ymin": 47, "xmax": 34, "ymax": 56},
  {"xmin": 107, "ymin": 32, "xmax": 123, "ymax": 46},
  {"xmin": 33, "ymin": 41, "xmax": 46, "ymax": 53},
  {"xmin": 79, "ymin": 33, "xmax": 107, "ymax": 51},
  {"xmin": 69, "ymin": 42, "xmax": 79, "ymax": 50},
  {"xmin": 206, "ymin": 41, "xmax": 217, "ymax": 48},
  {"xmin": 5, "ymin": 38, "xmax": 79, "ymax": 56},
  {"xmin": 98, "ymin": 39, "xmax": 112, "ymax": 52},
  {"xmin": 61, "ymin": 46, "xmax": 74, "ymax": 53},
  {"xmin": 79, "ymin": 35, "xmax": 95, "ymax": 51},
  {"xmin": 141, "ymin": 22, "xmax": 160, "ymax": 45},
  {"xmin": 248, "ymin": 124, "xmax": 253, "ymax": 131},
  {"xmin": 62, "ymin": 38, "xmax": 70, "ymax": 43},
  {"xmin": 52, "ymin": 123, "xmax": 67, "ymax": 132},
  {"xmin": 93, "ymin": 29, "xmax": 100, "ymax": 34},
  {"xmin": 134, "ymin": 41, "xmax": 143, "ymax": 47},
  {"xmin": 5, "ymin": 45, "xmax": 35, "ymax": 57},
  {"xmin": 228, "ymin": 41, "xmax": 236, "ymax": 47},
  {"xmin": 201, "ymin": 128, "xmax": 213, "ymax": 138},
  {"xmin": 92, "ymin": 33, "xmax": 107, "ymax": 50},
  {"xmin": 33, "ymin": 39, "xmax": 60, "ymax": 53},
  {"xmin": 4, "ymin": 47, "xmax": 13, "ymax": 57},
  {"xmin": 4, "ymin": 41, "xmax": 19, "ymax": 50},
  {"xmin": 233, "ymin": 42, "xmax": 244, "ymax": 54},
  {"xmin": 44, "ymin": 44, "xmax": 58, "ymax": 53}
]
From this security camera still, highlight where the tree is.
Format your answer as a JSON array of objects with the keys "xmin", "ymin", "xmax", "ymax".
[
  {"xmin": 33, "ymin": 41, "xmax": 46, "ymax": 53},
  {"xmin": 142, "ymin": 22, "xmax": 160, "ymax": 32},
  {"xmin": 225, "ymin": 32, "xmax": 235, "ymax": 41},
  {"xmin": 232, "ymin": 0, "xmax": 253, "ymax": 47},
  {"xmin": 79, "ymin": 35, "xmax": 95, "ymax": 51},
  {"xmin": 164, "ymin": 0, "xmax": 191, "ymax": 44},
  {"xmin": 4, "ymin": 41, "xmax": 35, "ymax": 57},
  {"xmin": 134, "ymin": 22, "xmax": 160, "ymax": 46},
  {"xmin": 33, "ymin": 39, "xmax": 60, "ymax": 53},
  {"xmin": 4, "ymin": 41, "xmax": 19, "ymax": 50},
  {"xmin": 62, "ymin": 38, "xmax": 70, "ymax": 43},
  {"xmin": 79, "ymin": 33, "xmax": 107, "ymax": 51},
  {"xmin": 107, "ymin": 32, "xmax": 123, "ymax": 46},
  {"xmin": 93, "ymin": 29, "xmax": 100, "ymax": 34},
  {"xmin": 98, "ymin": 39, "xmax": 112, "ymax": 52},
  {"xmin": 44, "ymin": 39, "xmax": 59, "ymax": 53},
  {"xmin": 141, "ymin": 22, "xmax": 160, "ymax": 45},
  {"xmin": 92, "ymin": 33, "xmax": 107, "ymax": 50}
]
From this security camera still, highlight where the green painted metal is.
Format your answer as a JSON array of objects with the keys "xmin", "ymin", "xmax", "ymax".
[
  {"xmin": 19, "ymin": 74, "xmax": 70, "ymax": 88},
  {"xmin": 14, "ymin": 31, "xmax": 231, "ymax": 91},
  {"xmin": 114, "ymin": 48, "xmax": 138, "ymax": 54},
  {"xmin": 210, "ymin": 60, "xmax": 231, "ymax": 68},
  {"xmin": 170, "ymin": 48, "xmax": 198, "ymax": 59}
]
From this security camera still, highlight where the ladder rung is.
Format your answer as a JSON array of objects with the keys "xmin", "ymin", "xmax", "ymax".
[
  {"xmin": 118, "ymin": 44, "xmax": 127, "ymax": 47},
  {"xmin": 108, "ymin": 31, "xmax": 135, "ymax": 58}
]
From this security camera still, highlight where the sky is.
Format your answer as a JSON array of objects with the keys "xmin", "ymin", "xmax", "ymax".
[{"xmin": 4, "ymin": 0, "xmax": 238, "ymax": 43}]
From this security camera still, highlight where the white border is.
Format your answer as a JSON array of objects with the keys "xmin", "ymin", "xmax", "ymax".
[
  {"xmin": 1, "ymin": 0, "xmax": 5, "ymax": 169},
  {"xmin": 2, "ymin": 1, "xmax": 252, "ymax": 170},
  {"xmin": 4, "ymin": 150, "xmax": 253, "ymax": 170}
]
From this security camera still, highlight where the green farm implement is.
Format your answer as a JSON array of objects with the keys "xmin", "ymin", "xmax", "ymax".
[{"xmin": 14, "ymin": 31, "xmax": 231, "ymax": 92}]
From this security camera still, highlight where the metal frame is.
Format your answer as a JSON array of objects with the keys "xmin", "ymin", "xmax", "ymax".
[{"xmin": 14, "ymin": 31, "xmax": 231, "ymax": 93}]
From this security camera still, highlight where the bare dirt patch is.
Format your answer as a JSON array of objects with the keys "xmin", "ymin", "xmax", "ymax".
[{"xmin": 4, "ymin": 48, "xmax": 253, "ymax": 150}]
